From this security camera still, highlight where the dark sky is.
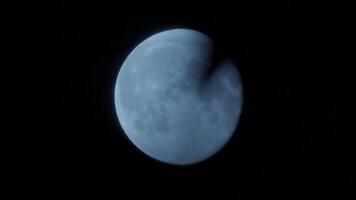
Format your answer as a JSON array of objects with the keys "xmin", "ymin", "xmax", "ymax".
[{"xmin": 49, "ymin": 0, "xmax": 347, "ymax": 199}]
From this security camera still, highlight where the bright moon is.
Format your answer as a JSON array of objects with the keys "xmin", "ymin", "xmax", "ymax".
[{"xmin": 114, "ymin": 28, "xmax": 243, "ymax": 165}]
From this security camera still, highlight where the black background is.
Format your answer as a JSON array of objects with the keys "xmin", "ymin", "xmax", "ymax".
[{"xmin": 51, "ymin": 0, "xmax": 348, "ymax": 199}]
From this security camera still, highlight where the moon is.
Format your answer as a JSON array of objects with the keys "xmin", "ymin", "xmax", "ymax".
[{"xmin": 114, "ymin": 28, "xmax": 243, "ymax": 165}]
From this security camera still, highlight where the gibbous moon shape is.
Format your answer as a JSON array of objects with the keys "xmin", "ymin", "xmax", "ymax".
[{"xmin": 114, "ymin": 28, "xmax": 243, "ymax": 165}]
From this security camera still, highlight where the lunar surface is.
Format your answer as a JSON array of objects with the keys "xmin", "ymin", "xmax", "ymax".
[{"xmin": 114, "ymin": 28, "xmax": 243, "ymax": 165}]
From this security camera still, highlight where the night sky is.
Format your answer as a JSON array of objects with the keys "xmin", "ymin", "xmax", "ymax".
[{"xmin": 43, "ymin": 0, "xmax": 348, "ymax": 198}]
